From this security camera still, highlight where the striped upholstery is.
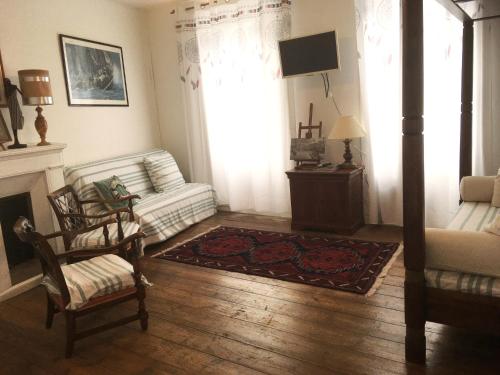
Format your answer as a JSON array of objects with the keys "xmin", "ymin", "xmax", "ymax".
[
  {"xmin": 42, "ymin": 254, "xmax": 139, "ymax": 310},
  {"xmin": 425, "ymin": 201, "xmax": 500, "ymax": 297},
  {"xmin": 93, "ymin": 183, "xmax": 217, "ymax": 246},
  {"xmin": 447, "ymin": 202, "xmax": 499, "ymax": 231},
  {"xmin": 144, "ymin": 153, "xmax": 185, "ymax": 193},
  {"xmin": 65, "ymin": 150, "xmax": 217, "ymax": 248},
  {"xmin": 425, "ymin": 269, "xmax": 500, "ymax": 298},
  {"xmin": 70, "ymin": 221, "xmax": 141, "ymax": 249}
]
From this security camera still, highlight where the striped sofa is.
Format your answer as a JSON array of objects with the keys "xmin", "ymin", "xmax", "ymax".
[
  {"xmin": 425, "ymin": 175, "xmax": 500, "ymax": 297},
  {"xmin": 64, "ymin": 149, "xmax": 217, "ymax": 249}
]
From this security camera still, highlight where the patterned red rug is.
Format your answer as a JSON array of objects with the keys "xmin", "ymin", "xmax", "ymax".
[{"xmin": 154, "ymin": 226, "xmax": 401, "ymax": 295}]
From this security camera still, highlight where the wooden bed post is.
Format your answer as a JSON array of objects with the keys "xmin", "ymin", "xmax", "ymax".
[
  {"xmin": 402, "ymin": 0, "xmax": 426, "ymax": 364},
  {"xmin": 460, "ymin": 20, "xmax": 474, "ymax": 182}
]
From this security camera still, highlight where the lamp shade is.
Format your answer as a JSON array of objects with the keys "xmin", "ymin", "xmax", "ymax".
[
  {"xmin": 18, "ymin": 69, "xmax": 53, "ymax": 106},
  {"xmin": 328, "ymin": 115, "xmax": 366, "ymax": 140}
]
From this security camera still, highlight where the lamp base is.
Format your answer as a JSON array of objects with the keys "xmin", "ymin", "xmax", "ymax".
[{"xmin": 35, "ymin": 106, "xmax": 50, "ymax": 146}]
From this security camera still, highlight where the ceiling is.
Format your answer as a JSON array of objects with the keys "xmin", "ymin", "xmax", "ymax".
[
  {"xmin": 453, "ymin": 0, "xmax": 500, "ymax": 20},
  {"xmin": 114, "ymin": 0, "xmax": 174, "ymax": 8}
]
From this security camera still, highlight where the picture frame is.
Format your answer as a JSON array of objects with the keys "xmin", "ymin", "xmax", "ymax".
[
  {"xmin": 290, "ymin": 137, "xmax": 326, "ymax": 162},
  {"xmin": 59, "ymin": 34, "xmax": 129, "ymax": 106},
  {"xmin": 0, "ymin": 50, "xmax": 7, "ymax": 108}
]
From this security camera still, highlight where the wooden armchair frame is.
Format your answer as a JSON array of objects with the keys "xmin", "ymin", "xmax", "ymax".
[
  {"xmin": 47, "ymin": 185, "xmax": 140, "ymax": 251},
  {"xmin": 13, "ymin": 217, "xmax": 149, "ymax": 358}
]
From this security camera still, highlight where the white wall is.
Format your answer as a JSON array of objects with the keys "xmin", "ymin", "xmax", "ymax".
[
  {"xmin": 0, "ymin": 0, "xmax": 160, "ymax": 165},
  {"xmin": 145, "ymin": 0, "xmax": 361, "ymax": 175},
  {"xmin": 145, "ymin": 3, "xmax": 191, "ymax": 179},
  {"xmin": 290, "ymin": 0, "xmax": 361, "ymax": 163}
]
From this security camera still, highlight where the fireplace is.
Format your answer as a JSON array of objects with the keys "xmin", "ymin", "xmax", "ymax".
[
  {"xmin": 0, "ymin": 143, "xmax": 66, "ymax": 301},
  {"xmin": 0, "ymin": 192, "xmax": 39, "ymax": 284}
]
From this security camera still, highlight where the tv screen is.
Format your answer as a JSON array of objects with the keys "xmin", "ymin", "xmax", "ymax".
[{"xmin": 279, "ymin": 31, "xmax": 339, "ymax": 77}]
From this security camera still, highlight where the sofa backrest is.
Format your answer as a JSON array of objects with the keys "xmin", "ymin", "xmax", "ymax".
[
  {"xmin": 64, "ymin": 149, "xmax": 168, "ymax": 213},
  {"xmin": 460, "ymin": 176, "xmax": 495, "ymax": 202}
]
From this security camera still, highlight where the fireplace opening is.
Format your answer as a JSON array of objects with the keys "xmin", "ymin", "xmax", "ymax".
[{"xmin": 0, "ymin": 192, "xmax": 40, "ymax": 285}]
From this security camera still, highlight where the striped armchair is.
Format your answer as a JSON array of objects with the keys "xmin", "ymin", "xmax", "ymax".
[{"xmin": 64, "ymin": 149, "xmax": 217, "ymax": 250}]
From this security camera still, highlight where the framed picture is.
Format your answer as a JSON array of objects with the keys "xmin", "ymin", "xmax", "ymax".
[
  {"xmin": 59, "ymin": 34, "xmax": 129, "ymax": 106},
  {"xmin": 290, "ymin": 138, "xmax": 326, "ymax": 162},
  {"xmin": 0, "ymin": 50, "xmax": 7, "ymax": 108}
]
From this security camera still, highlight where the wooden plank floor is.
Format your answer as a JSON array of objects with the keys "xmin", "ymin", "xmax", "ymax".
[{"xmin": 1, "ymin": 211, "xmax": 499, "ymax": 374}]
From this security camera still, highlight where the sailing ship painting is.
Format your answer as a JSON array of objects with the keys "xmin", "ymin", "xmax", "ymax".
[{"xmin": 60, "ymin": 35, "xmax": 128, "ymax": 106}]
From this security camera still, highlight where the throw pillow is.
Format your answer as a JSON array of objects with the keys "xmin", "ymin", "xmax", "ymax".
[
  {"xmin": 485, "ymin": 214, "xmax": 500, "ymax": 236},
  {"xmin": 93, "ymin": 175, "xmax": 134, "ymax": 210},
  {"xmin": 144, "ymin": 152, "xmax": 185, "ymax": 193},
  {"xmin": 492, "ymin": 169, "xmax": 500, "ymax": 207}
]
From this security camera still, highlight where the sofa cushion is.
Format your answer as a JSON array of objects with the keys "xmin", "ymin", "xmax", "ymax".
[
  {"xmin": 65, "ymin": 149, "xmax": 166, "ymax": 215},
  {"xmin": 459, "ymin": 176, "xmax": 495, "ymax": 202},
  {"xmin": 144, "ymin": 152, "xmax": 185, "ymax": 193},
  {"xmin": 93, "ymin": 175, "xmax": 134, "ymax": 210},
  {"xmin": 492, "ymin": 169, "xmax": 500, "ymax": 207},
  {"xmin": 426, "ymin": 228, "xmax": 500, "ymax": 278}
]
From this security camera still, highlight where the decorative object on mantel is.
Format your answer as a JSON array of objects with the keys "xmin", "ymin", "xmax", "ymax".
[
  {"xmin": 0, "ymin": 111, "xmax": 12, "ymax": 151},
  {"xmin": 0, "ymin": 50, "xmax": 7, "ymax": 107},
  {"xmin": 290, "ymin": 103, "xmax": 325, "ymax": 169},
  {"xmin": 4, "ymin": 78, "xmax": 26, "ymax": 149},
  {"xmin": 59, "ymin": 34, "xmax": 129, "ymax": 106},
  {"xmin": 328, "ymin": 115, "xmax": 366, "ymax": 169},
  {"xmin": 154, "ymin": 226, "xmax": 401, "ymax": 295},
  {"xmin": 18, "ymin": 69, "xmax": 53, "ymax": 146}
]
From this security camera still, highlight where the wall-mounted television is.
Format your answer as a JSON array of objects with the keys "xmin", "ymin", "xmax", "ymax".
[{"xmin": 279, "ymin": 31, "xmax": 339, "ymax": 78}]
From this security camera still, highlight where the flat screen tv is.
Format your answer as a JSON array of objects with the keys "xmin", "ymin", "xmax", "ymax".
[{"xmin": 279, "ymin": 31, "xmax": 339, "ymax": 78}]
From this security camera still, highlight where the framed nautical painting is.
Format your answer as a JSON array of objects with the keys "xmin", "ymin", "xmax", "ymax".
[{"xmin": 59, "ymin": 35, "xmax": 129, "ymax": 106}]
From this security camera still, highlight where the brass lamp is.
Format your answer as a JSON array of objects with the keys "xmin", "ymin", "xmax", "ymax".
[
  {"xmin": 328, "ymin": 115, "xmax": 366, "ymax": 169},
  {"xmin": 18, "ymin": 69, "xmax": 53, "ymax": 146}
]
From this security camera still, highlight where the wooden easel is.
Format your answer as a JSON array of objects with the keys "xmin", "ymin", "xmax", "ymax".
[
  {"xmin": 298, "ymin": 103, "xmax": 322, "ymax": 139},
  {"xmin": 295, "ymin": 103, "xmax": 324, "ymax": 169}
]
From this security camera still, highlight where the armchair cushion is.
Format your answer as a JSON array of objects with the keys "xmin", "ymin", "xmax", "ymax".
[
  {"xmin": 485, "ymin": 214, "xmax": 500, "ymax": 236},
  {"xmin": 143, "ymin": 152, "xmax": 185, "ymax": 193},
  {"xmin": 71, "ymin": 221, "xmax": 140, "ymax": 249},
  {"xmin": 93, "ymin": 175, "xmax": 135, "ymax": 210},
  {"xmin": 42, "ymin": 254, "xmax": 138, "ymax": 310},
  {"xmin": 425, "ymin": 228, "xmax": 500, "ymax": 278}
]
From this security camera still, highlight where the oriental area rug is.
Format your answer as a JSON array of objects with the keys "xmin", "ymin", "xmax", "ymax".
[{"xmin": 153, "ymin": 226, "xmax": 401, "ymax": 295}]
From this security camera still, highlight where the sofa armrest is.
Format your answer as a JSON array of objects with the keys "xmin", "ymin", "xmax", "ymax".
[
  {"xmin": 460, "ymin": 176, "xmax": 495, "ymax": 202},
  {"xmin": 425, "ymin": 228, "xmax": 500, "ymax": 278}
]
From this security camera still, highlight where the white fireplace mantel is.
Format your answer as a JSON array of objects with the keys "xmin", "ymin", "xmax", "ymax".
[{"xmin": 0, "ymin": 143, "xmax": 67, "ymax": 302}]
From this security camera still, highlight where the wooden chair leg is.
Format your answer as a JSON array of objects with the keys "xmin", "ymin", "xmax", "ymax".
[
  {"xmin": 138, "ymin": 288, "xmax": 148, "ymax": 331},
  {"xmin": 46, "ymin": 293, "xmax": 55, "ymax": 329},
  {"xmin": 65, "ymin": 312, "xmax": 76, "ymax": 358}
]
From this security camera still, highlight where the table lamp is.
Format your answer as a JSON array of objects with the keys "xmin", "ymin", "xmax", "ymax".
[
  {"xmin": 18, "ymin": 69, "xmax": 53, "ymax": 146},
  {"xmin": 328, "ymin": 115, "xmax": 366, "ymax": 169}
]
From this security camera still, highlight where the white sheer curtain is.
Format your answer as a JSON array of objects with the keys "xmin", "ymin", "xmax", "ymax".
[
  {"xmin": 176, "ymin": 0, "xmax": 293, "ymax": 215},
  {"xmin": 473, "ymin": 19, "xmax": 500, "ymax": 176},
  {"xmin": 356, "ymin": 0, "xmax": 462, "ymax": 227}
]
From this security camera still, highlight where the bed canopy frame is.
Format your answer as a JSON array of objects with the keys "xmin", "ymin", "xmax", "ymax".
[{"xmin": 402, "ymin": 0, "xmax": 500, "ymax": 364}]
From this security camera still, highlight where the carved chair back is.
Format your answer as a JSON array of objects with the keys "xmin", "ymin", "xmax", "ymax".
[
  {"xmin": 47, "ymin": 185, "xmax": 87, "ymax": 232},
  {"xmin": 13, "ymin": 217, "xmax": 71, "ymax": 307}
]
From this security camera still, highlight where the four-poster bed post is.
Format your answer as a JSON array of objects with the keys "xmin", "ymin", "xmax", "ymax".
[
  {"xmin": 402, "ymin": 0, "xmax": 426, "ymax": 364},
  {"xmin": 403, "ymin": 0, "xmax": 500, "ymax": 365},
  {"xmin": 460, "ymin": 20, "xmax": 474, "ymax": 182}
]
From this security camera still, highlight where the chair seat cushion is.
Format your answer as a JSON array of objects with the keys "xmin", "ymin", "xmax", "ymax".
[
  {"xmin": 42, "ymin": 254, "xmax": 138, "ymax": 310},
  {"xmin": 425, "ymin": 269, "xmax": 500, "ymax": 297},
  {"xmin": 70, "ymin": 221, "xmax": 140, "ymax": 249}
]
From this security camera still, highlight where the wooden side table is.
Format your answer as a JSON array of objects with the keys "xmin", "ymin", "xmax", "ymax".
[{"xmin": 286, "ymin": 167, "xmax": 364, "ymax": 234}]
